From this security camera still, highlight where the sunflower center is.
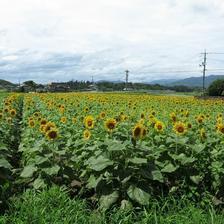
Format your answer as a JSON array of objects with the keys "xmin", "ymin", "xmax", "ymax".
[
  {"xmin": 134, "ymin": 127, "xmax": 141, "ymax": 136},
  {"xmin": 177, "ymin": 126, "xmax": 184, "ymax": 133},
  {"xmin": 48, "ymin": 131, "xmax": 57, "ymax": 139}
]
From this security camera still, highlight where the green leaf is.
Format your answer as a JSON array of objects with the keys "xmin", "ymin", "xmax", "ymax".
[
  {"xmin": 192, "ymin": 144, "xmax": 205, "ymax": 154},
  {"xmin": 34, "ymin": 156, "xmax": 48, "ymax": 165},
  {"xmin": 20, "ymin": 165, "xmax": 37, "ymax": 178},
  {"xmin": 176, "ymin": 137, "xmax": 189, "ymax": 145},
  {"xmin": 127, "ymin": 185, "xmax": 150, "ymax": 205},
  {"xmin": 170, "ymin": 153, "xmax": 196, "ymax": 165},
  {"xmin": 151, "ymin": 170, "xmax": 164, "ymax": 182},
  {"xmin": 120, "ymin": 200, "xmax": 133, "ymax": 210},
  {"xmin": 190, "ymin": 175, "xmax": 203, "ymax": 185},
  {"xmin": 99, "ymin": 191, "xmax": 119, "ymax": 211},
  {"xmin": 128, "ymin": 157, "xmax": 147, "ymax": 165},
  {"xmin": 43, "ymin": 165, "xmax": 60, "ymax": 175},
  {"xmin": 161, "ymin": 163, "xmax": 178, "ymax": 173},
  {"xmin": 88, "ymin": 156, "xmax": 114, "ymax": 171},
  {"xmin": 107, "ymin": 140, "xmax": 125, "ymax": 151},
  {"xmin": 0, "ymin": 158, "xmax": 12, "ymax": 169},
  {"xmin": 33, "ymin": 178, "xmax": 46, "ymax": 189},
  {"xmin": 86, "ymin": 175, "xmax": 102, "ymax": 188}
]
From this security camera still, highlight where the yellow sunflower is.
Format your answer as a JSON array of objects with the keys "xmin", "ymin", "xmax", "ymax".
[
  {"xmin": 40, "ymin": 119, "xmax": 47, "ymax": 126},
  {"xmin": 60, "ymin": 116, "xmax": 67, "ymax": 123},
  {"xmin": 28, "ymin": 120, "xmax": 35, "ymax": 128},
  {"xmin": 154, "ymin": 121, "xmax": 165, "ymax": 132},
  {"xmin": 170, "ymin": 112, "xmax": 177, "ymax": 122},
  {"xmin": 46, "ymin": 128, "xmax": 58, "ymax": 140},
  {"xmin": 105, "ymin": 118, "xmax": 116, "ymax": 132},
  {"xmin": 173, "ymin": 122, "xmax": 187, "ymax": 135},
  {"xmin": 217, "ymin": 123, "xmax": 224, "ymax": 134},
  {"xmin": 10, "ymin": 109, "xmax": 16, "ymax": 117},
  {"xmin": 83, "ymin": 129, "xmax": 91, "ymax": 140},
  {"xmin": 84, "ymin": 115, "xmax": 94, "ymax": 129},
  {"xmin": 99, "ymin": 112, "xmax": 106, "ymax": 119},
  {"xmin": 132, "ymin": 123, "xmax": 147, "ymax": 139},
  {"xmin": 196, "ymin": 115, "xmax": 204, "ymax": 124},
  {"xmin": 72, "ymin": 117, "xmax": 77, "ymax": 124},
  {"xmin": 200, "ymin": 128, "xmax": 206, "ymax": 139},
  {"xmin": 44, "ymin": 122, "xmax": 56, "ymax": 133}
]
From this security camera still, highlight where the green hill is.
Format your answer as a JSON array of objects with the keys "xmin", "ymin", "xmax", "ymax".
[
  {"xmin": 170, "ymin": 75, "xmax": 224, "ymax": 87},
  {"xmin": 0, "ymin": 79, "xmax": 16, "ymax": 90}
]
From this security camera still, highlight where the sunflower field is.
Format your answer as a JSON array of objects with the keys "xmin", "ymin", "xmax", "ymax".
[{"xmin": 0, "ymin": 92, "xmax": 224, "ymax": 210}]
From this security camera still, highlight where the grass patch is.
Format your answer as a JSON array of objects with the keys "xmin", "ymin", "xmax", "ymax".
[{"xmin": 1, "ymin": 186, "xmax": 224, "ymax": 224}]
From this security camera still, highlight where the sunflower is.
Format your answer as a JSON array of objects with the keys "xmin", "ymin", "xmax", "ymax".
[
  {"xmin": 0, "ymin": 113, "xmax": 3, "ymax": 119},
  {"xmin": 217, "ymin": 117, "xmax": 223, "ymax": 124},
  {"xmin": 10, "ymin": 109, "xmax": 16, "ymax": 117},
  {"xmin": 154, "ymin": 121, "xmax": 165, "ymax": 132},
  {"xmin": 173, "ymin": 122, "xmax": 187, "ymax": 135},
  {"xmin": 132, "ymin": 124, "xmax": 142, "ymax": 139},
  {"xmin": 217, "ymin": 123, "xmax": 224, "ymax": 134},
  {"xmin": 34, "ymin": 112, "xmax": 41, "ymax": 117},
  {"xmin": 59, "ymin": 107, "xmax": 65, "ymax": 114},
  {"xmin": 196, "ymin": 115, "xmax": 204, "ymax": 124},
  {"xmin": 39, "ymin": 124, "xmax": 46, "ymax": 133},
  {"xmin": 83, "ymin": 129, "xmax": 91, "ymax": 140},
  {"xmin": 46, "ymin": 128, "xmax": 58, "ymax": 140},
  {"xmin": 4, "ymin": 107, "xmax": 9, "ymax": 113},
  {"xmin": 99, "ymin": 112, "xmax": 106, "ymax": 119},
  {"xmin": 170, "ymin": 112, "xmax": 177, "ymax": 122},
  {"xmin": 72, "ymin": 117, "xmax": 77, "ymax": 124},
  {"xmin": 84, "ymin": 115, "xmax": 94, "ymax": 129},
  {"xmin": 28, "ymin": 120, "xmax": 35, "ymax": 128},
  {"xmin": 84, "ymin": 107, "xmax": 89, "ymax": 113},
  {"xmin": 44, "ymin": 122, "xmax": 56, "ymax": 133},
  {"xmin": 132, "ymin": 123, "xmax": 147, "ymax": 139},
  {"xmin": 120, "ymin": 114, "xmax": 128, "ymax": 122},
  {"xmin": 40, "ymin": 119, "xmax": 47, "ymax": 126},
  {"xmin": 7, "ymin": 117, "xmax": 12, "ymax": 124},
  {"xmin": 60, "ymin": 116, "xmax": 67, "ymax": 123},
  {"xmin": 105, "ymin": 118, "xmax": 116, "ymax": 132},
  {"xmin": 200, "ymin": 128, "xmax": 206, "ymax": 139}
]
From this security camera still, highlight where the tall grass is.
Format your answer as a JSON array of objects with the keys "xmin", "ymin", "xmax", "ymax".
[{"xmin": 1, "ymin": 186, "xmax": 223, "ymax": 224}]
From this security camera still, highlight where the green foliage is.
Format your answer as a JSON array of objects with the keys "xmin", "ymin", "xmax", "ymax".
[
  {"xmin": 0, "ymin": 94, "xmax": 23, "ymax": 212},
  {"xmin": 1, "ymin": 186, "xmax": 224, "ymax": 224},
  {"xmin": 208, "ymin": 79, "xmax": 224, "ymax": 96},
  {"xmin": 17, "ymin": 93, "xmax": 224, "ymax": 211}
]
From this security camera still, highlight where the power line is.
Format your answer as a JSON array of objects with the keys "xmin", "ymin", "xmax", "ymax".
[{"xmin": 206, "ymin": 52, "xmax": 224, "ymax": 54}]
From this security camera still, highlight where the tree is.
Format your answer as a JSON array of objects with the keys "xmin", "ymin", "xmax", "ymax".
[
  {"xmin": 208, "ymin": 79, "xmax": 224, "ymax": 96},
  {"xmin": 23, "ymin": 80, "xmax": 37, "ymax": 88}
]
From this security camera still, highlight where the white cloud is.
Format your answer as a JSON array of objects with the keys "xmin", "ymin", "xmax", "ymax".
[{"xmin": 0, "ymin": 0, "xmax": 224, "ymax": 83}]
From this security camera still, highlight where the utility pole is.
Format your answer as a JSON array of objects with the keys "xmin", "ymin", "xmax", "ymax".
[
  {"xmin": 125, "ymin": 70, "xmax": 129, "ymax": 91},
  {"xmin": 91, "ymin": 76, "xmax": 94, "ymax": 84},
  {"xmin": 200, "ymin": 50, "xmax": 207, "ymax": 96}
]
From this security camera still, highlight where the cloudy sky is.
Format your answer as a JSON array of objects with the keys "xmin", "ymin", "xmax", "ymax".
[{"xmin": 1, "ymin": 0, "xmax": 224, "ymax": 83}]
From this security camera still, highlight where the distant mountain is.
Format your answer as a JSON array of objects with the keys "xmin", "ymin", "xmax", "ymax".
[
  {"xmin": 170, "ymin": 75, "xmax": 224, "ymax": 87},
  {"xmin": 148, "ymin": 75, "xmax": 224, "ymax": 87},
  {"xmin": 0, "ymin": 79, "xmax": 16, "ymax": 90},
  {"xmin": 148, "ymin": 79, "xmax": 179, "ymax": 85},
  {"xmin": 97, "ymin": 80, "xmax": 124, "ymax": 83}
]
